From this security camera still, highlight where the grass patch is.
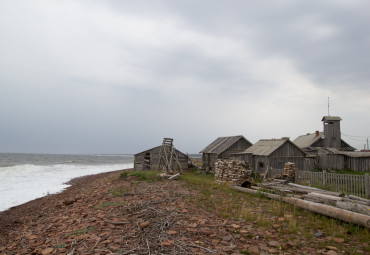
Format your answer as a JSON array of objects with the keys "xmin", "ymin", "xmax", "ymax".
[
  {"xmin": 120, "ymin": 171, "xmax": 129, "ymax": 178},
  {"xmin": 120, "ymin": 170, "xmax": 161, "ymax": 182},
  {"xmin": 107, "ymin": 187, "xmax": 131, "ymax": 197},
  {"xmin": 96, "ymin": 202, "xmax": 126, "ymax": 209},
  {"xmin": 180, "ymin": 170, "xmax": 370, "ymax": 253},
  {"xmin": 54, "ymin": 243, "xmax": 66, "ymax": 248},
  {"xmin": 68, "ymin": 227, "xmax": 97, "ymax": 236}
]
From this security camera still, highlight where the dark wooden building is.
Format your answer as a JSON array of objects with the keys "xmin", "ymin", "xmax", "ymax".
[
  {"xmin": 235, "ymin": 138, "xmax": 308, "ymax": 174},
  {"xmin": 200, "ymin": 135, "xmax": 252, "ymax": 171},
  {"xmin": 134, "ymin": 146, "xmax": 189, "ymax": 171},
  {"xmin": 293, "ymin": 116, "xmax": 355, "ymax": 153},
  {"xmin": 292, "ymin": 115, "xmax": 370, "ymax": 171}
]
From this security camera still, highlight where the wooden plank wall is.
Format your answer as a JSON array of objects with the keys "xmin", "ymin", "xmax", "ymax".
[
  {"xmin": 135, "ymin": 147, "xmax": 188, "ymax": 171},
  {"xmin": 346, "ymin": 157, "xmax": 370, "ymax": 172},
  {"xmin": 219, "ymin": 139, "xmax": 252, "ymax": 159},
  {"xmin": 271, "ymin": 142, "xmax": 305, "ymax": 157},
  {"xmin": 318, "ymin": 154, "xmax": 344, "ymax": 170}
]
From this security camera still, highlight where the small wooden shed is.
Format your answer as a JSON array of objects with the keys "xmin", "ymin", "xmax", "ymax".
[
  {"xmin": 134, "ymin": 146, "xmax": 189, "ymax": 171},
  {"xmin": 200, "ymin": 135, "xmax": 252, "ymax": 171},
  {"xmin": 235, "ymin": 138, "xmax": 307, "ymax": 174}
]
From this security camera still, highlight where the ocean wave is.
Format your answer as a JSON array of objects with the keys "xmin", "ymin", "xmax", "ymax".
[{"xmin": 0, "ymin": 162, "xmax": 133, "ymax": 212}]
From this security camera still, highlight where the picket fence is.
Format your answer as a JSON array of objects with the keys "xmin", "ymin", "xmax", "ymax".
[{"xmin": 266, "ymin": 169, "xmax": 370, "ymax": 199}]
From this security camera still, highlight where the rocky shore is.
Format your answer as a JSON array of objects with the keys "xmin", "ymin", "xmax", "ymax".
[{"xmin": 0, "ymin": 170, "xmax": 368, "ymax": 255}]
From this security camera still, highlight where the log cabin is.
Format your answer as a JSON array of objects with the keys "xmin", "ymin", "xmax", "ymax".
[{"xmin": 200, "ymin": 135, "xmax": 252, "ymax": 171}]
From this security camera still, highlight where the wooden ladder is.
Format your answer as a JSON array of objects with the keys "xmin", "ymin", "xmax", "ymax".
[{"xmin": 158, "ymin": 138, "xmax": 182, "ymax": 172}]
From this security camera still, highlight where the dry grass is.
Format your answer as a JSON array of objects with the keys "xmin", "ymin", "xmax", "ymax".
[{"xmin": 180, "ymin": 170, "xmax": 370, "ymax": 254}]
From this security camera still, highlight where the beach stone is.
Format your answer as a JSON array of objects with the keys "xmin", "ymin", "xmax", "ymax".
[
  {"xmin": 327, "ymin": 250, "xmax": 338, "ymax": 255},
  {"xmin": 326, "ymin": 246, "xmax": 338, "ymax": 251},
  {"xmin": 41, "ymin": 248, "xmax": 54, "ymax": 254},
  {"xmin": 268, "ymin": 240, "xmax": 281, "ymax": 248},
  {"xmin": 248, "ymin": 245, "xmax": 260, "ymax": 254},
  {"xmin": 161, "ymin": 240, "xmax": 172, "ymax": 246},
  {"xmin": 333, "ymin": 237, "xmax": 345, "ymax": 243},
  {"xmin": 314, "ymin": 232, "xmax": 323, "ymax": 238}
]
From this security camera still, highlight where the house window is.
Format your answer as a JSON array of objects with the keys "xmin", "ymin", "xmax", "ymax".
[{"xmin": 259, "ymin": 162, "xmax": 264, "ymax": 168}]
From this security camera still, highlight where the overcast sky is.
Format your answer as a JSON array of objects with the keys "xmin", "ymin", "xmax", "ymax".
[{"xmin": 1, "ymin": 0, "xmax": 370, "ymax": 154}]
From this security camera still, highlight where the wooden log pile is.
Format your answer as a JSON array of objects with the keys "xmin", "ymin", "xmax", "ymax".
[
  {"xmin": 231, "ymin": 180, "xmax": 370, "ymax": 228},
  {"xmin": 214, "ymin": 159, "xmax": 252, "ymax": 185},
  {"xmin": 284, "ymin": 162, "xmax": 295, "ymax": 177}
]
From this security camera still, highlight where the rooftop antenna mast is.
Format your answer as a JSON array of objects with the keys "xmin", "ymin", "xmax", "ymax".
[{"xmin": 328, "ymin": 97, "xmax": 330, "ymax": 116}]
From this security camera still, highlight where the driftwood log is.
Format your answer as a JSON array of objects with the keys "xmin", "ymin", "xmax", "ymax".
[{"xmin": 231, "ymin": 186, "xmax": 370, "ymax": 228}]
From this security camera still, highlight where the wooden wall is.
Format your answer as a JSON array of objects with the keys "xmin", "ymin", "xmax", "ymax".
[
  {"xmin": 318, "ymin": 152, "xmax": 344, "ymax": 170},
  {"xmin": 219, "ymin": 139, "xmax": 252, "ymax": 159},
  {"xmin": 134, "ymin": 146, "xmax": 188, "ymax": 171},
  {"xmin": 345, "ymin": 157, "xmax": 370, "ymax": 172},
  {"xmin": 323, "ymin": 120, "xmax": 341, "ymax": 148},
  {"xmin": 202, "ymin": 153, "xmax": 219, "ymax": 171}
]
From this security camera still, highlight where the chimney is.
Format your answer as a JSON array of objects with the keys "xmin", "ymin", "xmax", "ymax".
[{"xmin": 315, "ymin": 131, "xmax": 319, "ymax": 137}]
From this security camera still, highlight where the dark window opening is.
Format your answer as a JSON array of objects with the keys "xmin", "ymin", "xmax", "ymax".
[{"xmin": 259, "ymin": 162, "xmax": 264, "ymax": 168}]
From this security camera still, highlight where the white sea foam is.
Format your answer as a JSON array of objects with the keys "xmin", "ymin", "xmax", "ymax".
[{"xmin": 0, "ymin": 163, "xmax": 133, "ymax": 212}]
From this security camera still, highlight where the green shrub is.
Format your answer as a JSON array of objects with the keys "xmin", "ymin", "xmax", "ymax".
[
  {"xmin": 120, "ymin": 171, "xmax": 129, "ymax": 178},
  {"xmin": 128, "ymin": 171, "xmax": 161, "ymax": 182}
]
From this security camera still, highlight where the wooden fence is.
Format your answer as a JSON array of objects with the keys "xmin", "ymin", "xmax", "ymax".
[{"xmin": 266, "ymin": 169, "xmax": 370, "ymax": 199}]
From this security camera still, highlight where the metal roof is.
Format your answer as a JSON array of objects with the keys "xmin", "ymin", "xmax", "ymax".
[
  {"xmin": 242, "ymin": 138, "xmax": 289, "ymax": 156},
  {"xmin": 293, "ymin": 132, "xmax": 323, "ymax": 148},
  {"xmin": 322, "ymin": 116, "xmax": 342, "ymax": 121},
  {"xmin": 199, "ymin": 135, "xmax": 252, "ymax": 155}
]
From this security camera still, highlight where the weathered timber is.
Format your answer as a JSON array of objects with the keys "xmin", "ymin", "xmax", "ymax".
[
  {"xmin": 230, "ymin": 186, "xmax": 370, "ymax": 228},
  {"xmin": 304, "ymin": 192, "xmax": 343, "ymax": 205},
  {"xmin": 336, "ymin": 201, "xmax": 370, "ymax": 216},
  {"xmin": 287, "ymin": 183, "xmax": 345, "ymax": 197},
  {"xmin": 347, "ymin": 195, "xmax": 370, "ymax": 206},
  {"xmin": 168, "ymin": 173, "xmax": 181, "ymax": 180},
  {"xmin": 262, "ymin": 182, "xmax": 344, "ymax": 197}
]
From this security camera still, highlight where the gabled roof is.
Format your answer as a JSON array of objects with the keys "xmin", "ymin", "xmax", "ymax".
[
  {"xmin": 135, "ymin": 146, "xmax": 188, "ymax": 158},
  {"xmin": 322, "ymin": 116, "xmax": 342, "ymax": 121},
  {"xmin": 340, "ymin": 140, "xmax": 356, "ymax": 151},
  {"xmin": 293, "ymin": 132, "xmax": 356, "ymax": 151},
  {"xmin": 293, "ymin": 132, "xmax": 323, "ymax": 148},
  {"xmin": 200, "ymin": 135, "xmax": 252, "ymax": 155},
  {"xmin": 241, "ymin": 138, "xmax": 303, "ymax": 156}
]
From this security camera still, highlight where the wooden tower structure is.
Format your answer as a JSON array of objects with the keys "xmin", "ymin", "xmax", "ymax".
[
  {"xmin": 322, "ymin": 116, "xmax": 342, "ymax": 148},
  {"xmin": 158, "ymin": 138, "xmax": 182, "ymax": 172}
]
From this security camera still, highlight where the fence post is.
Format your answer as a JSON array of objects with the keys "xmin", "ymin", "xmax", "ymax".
[
  {"xmin": 365, "ymin": 173, "xmax": 370, "ymax": 199},
  {"xmin": 323, "ymin": 170, "xmax": 327, "ymax": 188}
]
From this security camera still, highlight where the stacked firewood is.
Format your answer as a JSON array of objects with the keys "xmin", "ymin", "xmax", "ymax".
[
  {"xmin": 284, "ymin": 162, "xmax": 295, "ymax": 177},
  {"xmin": 214, "ymin": 159, "xmax": 252, "ymax": 184}
]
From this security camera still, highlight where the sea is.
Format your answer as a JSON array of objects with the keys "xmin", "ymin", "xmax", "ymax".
[{"xmin": 0, "ymin": 153, "xmax": 134, "ymax": 212}]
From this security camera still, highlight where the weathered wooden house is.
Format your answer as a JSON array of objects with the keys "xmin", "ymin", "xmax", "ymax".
[
  {"xmin": 293, "ymin": 116, "xmax": 355, "ymax": 153},
  {"xmin": 292, "ymin": 116, "xmax": 370, "ymax": 171},
  {"xmin": 134, "ymin": 146, "xmax": 189, "ymax": 171},
  {"xmin": 234, "ymin": 138, "xmax": 308, "ymax": 174},
  {"xmin": 200, "ymin": 135, "xmax": 252, "ymax": 171}
]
